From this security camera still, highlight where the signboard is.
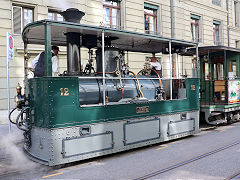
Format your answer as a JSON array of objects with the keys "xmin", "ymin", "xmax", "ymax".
[
  {"xmin": 228, "ymin": 80, "xmax": 240, "ymax": 104},
  {"xmin": 6, "ymin": 32, "xmax": 14, "ymax": 133},
  {"xmin": 6, "ymin": 32, "xmax": 14, "ymax": 60}
]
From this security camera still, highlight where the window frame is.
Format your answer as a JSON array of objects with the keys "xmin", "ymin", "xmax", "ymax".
[
  {"xmin": 190, "ymin": 14, "xmax": 201, "ymax": 43},
  {"xmin": 103, "ymin": 0, "xmax": 121, "ymax": 29},
  {"xmin": 234, "ymin": 1, "xmax": 240, "ymax": 27},
  {"xmin": 236, "ymin": 40, "xmax": 240, "ymax": 48},
  {"xmin": 12, "ymin": 5, "xmax": 34, "ymax": 35},
  {"xmin": 144, "ymin": 8, "xmax": 157, "ymax": 34},
  {"xmin": 48, "ymin": 10, "xmax": 63, "ymax": 21},
  {"xmin": 213, "ymin": 21, "xmax": 221, "ymax": 45}
]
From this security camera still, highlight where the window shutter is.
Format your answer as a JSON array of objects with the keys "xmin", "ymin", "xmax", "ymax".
[
  {"xmin": 213, "ymin": 20, "xmax": 221, "ymax": 25},
  {"xmin": 144, "ymin": 3, "xmax": 158, "ymax": 10},
  {"xmin": 190, "ymin": 14, "xmax": 200, "ymax": 20},
  {"xmin": 13, "ymin": 6, "xmax": 22, "ymax": 34}
]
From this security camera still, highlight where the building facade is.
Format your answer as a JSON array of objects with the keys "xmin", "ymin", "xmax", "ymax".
[{"xmin": 0, "ymin": 0, "xmax": 240, "ymax": 109}]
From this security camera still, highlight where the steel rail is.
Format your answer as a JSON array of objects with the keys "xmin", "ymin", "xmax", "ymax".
[
  {"xmin": 226, "ymin": 171, "xmax": 240, "ymax": 180},
  {"xmin": 135, "ymin": 141, "xmax": 240, "ymax": 180},
  {"xmin": 0, "ymin": 171, "xmax": 19, "ymax": 178}
]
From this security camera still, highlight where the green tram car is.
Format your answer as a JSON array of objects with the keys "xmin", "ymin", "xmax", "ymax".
[
  {"xmin": 185, "ymin": 46, "xmax": 240, "ymax": 125},
  {"xmin": 12, "ymin": 9, "xmax": 200, "ymax": 166}
]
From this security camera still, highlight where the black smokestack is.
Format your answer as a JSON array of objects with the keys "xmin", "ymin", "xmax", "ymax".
[
  {"xmin": 61, "ymin": 8, "xmax": 85, "ymax": 75},
  {"xmin": 60, "ymin": 8, "xmax": 85, "ymax": 23}
]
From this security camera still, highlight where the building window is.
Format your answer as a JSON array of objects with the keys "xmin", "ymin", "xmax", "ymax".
[
  {"xmin": 234, "ymin": 1, "xmax": 240, "ymax": 27},
  {"xmin": 236, "ymin": 41, "xmax": 240, "ymax": 48},
  {"xmin": 103, "ymin": 0, "xmax": 121, "ymax": 29},
  {"xmin": 144, "ymin": 3, "xmax": 158, "ymax": 34},
  {"xmin": 190, "ymin": 14, "xmax": 201, "ymax": 42},
  {"xmin": 13, "ymin": 6, "xmax": 34, "ymax": 34},
  {"xmin": 212, "ymin": 0, "xmax": 221, "ymax": 6},
  {"xmin": 213, "ymin": 20, "xmax": 221, "ymax": 45},
  {"xmin": 48, "ymin": 11, "xmax": 63, "ymax": 21}
]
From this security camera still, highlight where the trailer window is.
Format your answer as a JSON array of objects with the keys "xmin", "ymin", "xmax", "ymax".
[
  {"xmin": 214, "ymin": 63, "xmax": 224, "ymax": 80},
  {"xmin": 230, "ymin": 61, "xmax": 237, "ymax": 78},
  {"xmin": 205, "ymin": 62, "xmax": 210, "ymax": 80}
]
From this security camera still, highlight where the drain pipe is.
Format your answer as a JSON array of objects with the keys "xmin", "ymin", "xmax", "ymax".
[
  {"xmin": 226, "ymin": 0, "xmax": 230, "ymax": 47},
  {"xmin": 170, "ymin": 0, "xmax": 174, "ymax": 38}
]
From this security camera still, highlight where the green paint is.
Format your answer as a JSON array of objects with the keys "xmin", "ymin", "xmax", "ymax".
[
  {"xmin": 45, "ymin": 23, "xmax": 52, "ymax": 77},
  {"xmin": 28, "ymin": 78, "xmax": 199, "ymax": 129},
  {"xmin": 200, "ymin": 50, "xmax": 240, "ymax": 105}
]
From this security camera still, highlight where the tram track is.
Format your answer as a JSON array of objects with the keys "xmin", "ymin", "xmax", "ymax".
[
  {"xmin": 135, "ymin": 141, "xmax": 240, "ymax": 180},
  {"xmin": 227, "ymin": 171, "xmax": 240, "ymax": 180},
  {"xmin": 0, "ymin": 170, "xmax": 19, "ymax": 179}
]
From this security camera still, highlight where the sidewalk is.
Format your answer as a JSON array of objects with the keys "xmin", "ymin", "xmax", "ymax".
[
  {"xmin": 0, "ymin": 123, "xmax": 39, "ymax": 176},
  {"xmin": 0, "ymin": 109, "xmax": 18, "ymax": 125}
]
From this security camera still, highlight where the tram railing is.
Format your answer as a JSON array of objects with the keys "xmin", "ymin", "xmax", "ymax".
[
  {"xmin": 78, "ymin": 76, "xmax": 189, "ymax": 106},
  {"xmin": 200, "ymin": 78, "xmax": 239, "ymax": 106},
  {"xmin": 200, "ymin": 79, "xmax": 225, "ymax": 105}
]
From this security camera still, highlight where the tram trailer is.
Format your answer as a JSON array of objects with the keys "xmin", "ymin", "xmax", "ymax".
[
  {"xmin": 184, "ymin": 46, "xmax": 240, "ymax": 125},
  {"xmin": 11, "ymin": 8, "xmax": 200, "ymax": 166}
]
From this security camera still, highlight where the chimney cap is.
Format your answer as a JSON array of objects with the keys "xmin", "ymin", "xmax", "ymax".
[{"xmin": 60, "ymin": 8, "xmax": 85, "ymax": 23}]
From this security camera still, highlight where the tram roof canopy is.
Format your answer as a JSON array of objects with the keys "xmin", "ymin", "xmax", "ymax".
[
  {"xmin": 182, "ymin": 46, "xmax": 240, "ymax": 56},
  {"xmin": 22, "ymin": 20, "xmax": 196, "ymax": 54}
]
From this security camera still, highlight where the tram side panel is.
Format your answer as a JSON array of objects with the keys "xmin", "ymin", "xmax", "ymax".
[{"xmin": 26, "ymin": 77, "xmax": 199, "ymax": 166}]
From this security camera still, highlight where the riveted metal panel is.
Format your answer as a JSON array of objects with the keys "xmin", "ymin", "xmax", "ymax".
[
  {"xmin": 168, "ymin": 118, "xmax": 195, "ymax": 136},
  {"xmin": 24, "ymin": 110, "xmax": 199, "ymax": 166},
  {"xmin": 25, "ymin": 127, "xmax": 51, "ymax": 162},
  {"xmin": 62, "ymin": 132, "xmax": 114, "ymax": 158},
  {"xmin": 123, "ymin": 118, "xmax": 160, "ymax": 146}
]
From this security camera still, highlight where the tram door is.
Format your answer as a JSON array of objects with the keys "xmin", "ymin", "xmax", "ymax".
[
  {"xmin": 213, "ymin": 57, "xmax": 225, "ymax": 102},
  {"xmin": 200, "ymin": 57, "xmax": 213, "ymax": 104},
  {"xmin": 200, "ymin": 56, "xmax": 225, "ymax": 104}
]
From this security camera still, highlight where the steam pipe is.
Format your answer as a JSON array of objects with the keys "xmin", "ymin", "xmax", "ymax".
[
  {"xmin": 151, "ymin": 69, "xmax": 163, "ymax": 89},
  {"xmin": 16, "ymin": 107, "xmax": 30, "ymax": 131},
  {"xmin": 169, "ymin": 41, "xmax": 173, "ymax": 100},
  {"xmin": 102, "ymin": 31, "xmax": 106, "ymax": 105},
  {"xmin": 129, "ymin": 71, "xmax": 145, "ymax": 98},
  {"xmin": 9, "ymin": 107, "xmax": 17, "ymax": 124}
]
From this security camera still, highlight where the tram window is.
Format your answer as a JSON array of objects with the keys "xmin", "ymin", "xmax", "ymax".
[
  {"xmin": 204, "ymin": 63, "xmax": 210, "ymax": 80},
  {"xmin": 219, "ymin": 64, "xmax": 224, "ymax": 80},
  {"xmin": 214, "ymin": 63, "xmax": 224, "ymax": 80},
  {"xmin": 172, "ymin": 79, "xmax": 187, "ymax": 100},
  {"xmin": 230, "ymin": 61, "xmax": 237, "ymax": 77},
  {"xmin": 214, "ymin": 64, "xmax": 217, "ymax": 80}
]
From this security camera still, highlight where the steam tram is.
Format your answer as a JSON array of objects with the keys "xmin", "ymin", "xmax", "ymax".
[
  {"xmin": 184, "ymin": 46, "xmax": 240, "ymax": 125},
  {"xmin": 12, "ymin": 9, "xmax": 200, "ymax": 166}
]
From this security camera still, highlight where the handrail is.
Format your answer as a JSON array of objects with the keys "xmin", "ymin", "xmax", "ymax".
[
  {"xmin": 128, "ymin": 71, "xmax": 145, "ymax": 98},
  {"xmin": 76, "ymin": 76, "xmax": 188, "ymax": 80},
  {"xmin": 151, "ymin": 69, "xmax": 163, "ymax": 90}
]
